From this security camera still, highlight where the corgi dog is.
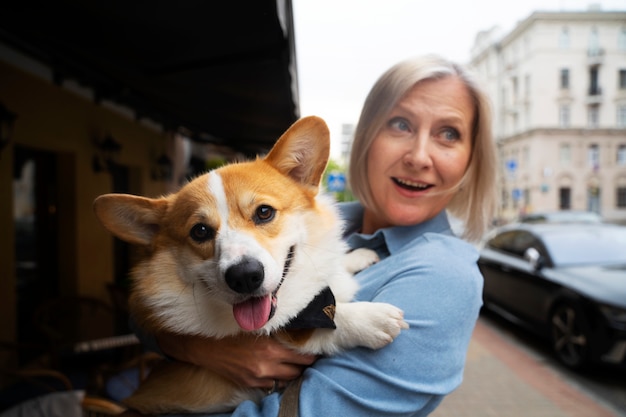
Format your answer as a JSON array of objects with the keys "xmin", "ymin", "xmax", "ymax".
[{"xmin": 93, "ymin": 116, "xmax": 408, "ymax": 414}]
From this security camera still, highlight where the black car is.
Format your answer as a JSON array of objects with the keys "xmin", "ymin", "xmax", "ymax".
[{"xmin": 478, "ymin": 222, "xmax": 626, "ymax": 370}]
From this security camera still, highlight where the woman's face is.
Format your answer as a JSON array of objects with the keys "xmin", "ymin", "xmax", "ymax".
[{"xmin": 362, "ymin": 76, "xmax": 474, "ymax": 234}]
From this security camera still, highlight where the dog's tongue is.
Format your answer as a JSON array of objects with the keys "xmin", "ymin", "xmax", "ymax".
[{"xmin": 233, "ymin": 295, "xmax": 272, "ymax": 331}]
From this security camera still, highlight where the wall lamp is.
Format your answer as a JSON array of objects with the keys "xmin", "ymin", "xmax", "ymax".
[
  {"xmin": 92, "ymin": 134, "xmax": 122, "ymax": 173},
  {"xmin": 0, "ymin": 102, "xmax": 17, "ymax": 152}
]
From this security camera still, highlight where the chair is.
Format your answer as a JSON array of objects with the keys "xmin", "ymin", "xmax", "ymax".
[
  {"xmin": 0, "ymin": 366, "xmax": 127, "ymax": 416},
  {"xmin": 32, "ymin": 296, "xmax": 116, "ymax": 351},
  {"xmin": 0, "ymin": 339, "xmax": 50, "ymax": 371},
  {"xmin": 6, "ymin": 368, "xmax": 73, "ymax": 391},
  {"xmin": 1, "ymin": 329, "xmax": 130, "ymax": 416},
  {"xmin": 30, "ymin": 296, "xmax": 141, "ymax": 397},
  {"xmin": 106, "ymin": 283, "xmax": 132, "ymax": 335},
  {"xmin": 0, "ymin": 341, "xmax": 68, "ymax": 411},
  {"xmin": 82, "ymin": 395, "xmax": 126, "ymax": 416},
  {"xmin": 31, "ymin": 296, "xmax": 122, "ymax": 376}
]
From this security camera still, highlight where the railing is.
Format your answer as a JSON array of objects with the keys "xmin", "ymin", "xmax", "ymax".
[
  {"xmin": 587, "ymin": 48, "xmax": 604, "ymax": 66},
  {"xmin": 588, "ymin": 86, "xmax": 602, "ymax": 96}
]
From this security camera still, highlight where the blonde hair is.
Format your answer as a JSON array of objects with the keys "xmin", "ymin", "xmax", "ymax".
[{"xmin": 348, "ymin": 55, "xmax": 497, "ymax": 242}]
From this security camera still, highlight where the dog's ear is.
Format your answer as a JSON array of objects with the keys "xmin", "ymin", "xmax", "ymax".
[
  {"xmin": 264, "ymin": 116, "xmax": 330, "ymax": 188},
  {"xmin": 93, "ymin": 194, "xmax": 168, "ymax": 245}
]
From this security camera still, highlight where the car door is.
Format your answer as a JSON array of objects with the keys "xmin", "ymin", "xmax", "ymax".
[
  {"xmin": 479, "ymin": 230, "xmax": 531, "ymax": 311},
  {"xmin": 479, "ymin": 230, "xmax": 549, "ymax": 323},
  {"xmin": 500, "ymin": 232, "xmax": 554, "ymax": 323}
]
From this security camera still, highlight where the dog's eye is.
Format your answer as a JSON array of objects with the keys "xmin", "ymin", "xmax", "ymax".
[
  {"xmin": 190, "ymin": 223, "xmax": 215, "ymax": 242},
  {"xmin": 254, "ymin": 205, "xmax": 275, "ymax": 224}
]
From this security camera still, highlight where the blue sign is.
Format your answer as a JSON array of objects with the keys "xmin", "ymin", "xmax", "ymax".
[
  {"xmin": 506, "ymin": 159, "xmax": 517, "ymax": 172},
  {"xmin": 512, "ymin": 188, "xmax": 522, "ymax": 201},
  {"xmin": 327, "ymin": 172, "xmax": 346, "ymax": 192}
]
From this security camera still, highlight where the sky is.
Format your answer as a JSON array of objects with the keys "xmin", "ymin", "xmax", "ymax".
[{"xmin": 292, "ymin": 0, "xmax": 626, "ymax": 158}]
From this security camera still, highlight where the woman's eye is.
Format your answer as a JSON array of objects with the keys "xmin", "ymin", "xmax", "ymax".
[
  {"xmin": 190, "ymin": 223, "xmax": 215, "ymax": 242},
  {"xmin": 254, "ymin": 205, "xmax": 275, "ymax": 224},
  {"xmin": 441, "ymin": 127, "xmax": 460, "ymax": 141},
  {"xmin": 388, "ymin": 117, "xmax": 411, "ymax": 132}
]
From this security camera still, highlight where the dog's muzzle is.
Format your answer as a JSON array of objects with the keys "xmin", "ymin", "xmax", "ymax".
[
  {"xmin": 225, "ymin": 257, "xmax": 265, "ymax": 294},
  {"xmin": 229, "ymin": 246, "xmax": 295, "ymax": 331}
]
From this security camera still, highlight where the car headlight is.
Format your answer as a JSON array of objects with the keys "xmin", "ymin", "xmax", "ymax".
[{"xmin": 599, "ymin": 304, "xmax": 626, "ymax": 327}]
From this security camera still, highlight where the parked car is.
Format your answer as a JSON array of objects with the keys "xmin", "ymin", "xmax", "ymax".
[
  {"xmin": 478, "ymin": 222, "xmax": 626, "ymax": 370},
  {"xmin": 518, "ymin": 210, "xmax": 602, "ymax": 224}
]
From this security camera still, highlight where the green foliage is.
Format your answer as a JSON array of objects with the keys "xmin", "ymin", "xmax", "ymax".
[{"xmin": 206, "ymin": 157, "xmax": 227, "ymax": 171}]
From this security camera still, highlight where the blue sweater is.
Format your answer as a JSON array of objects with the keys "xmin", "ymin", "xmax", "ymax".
[{"xmin": 210, "ymin": 203, "xmax": 483, "ymax": 417}]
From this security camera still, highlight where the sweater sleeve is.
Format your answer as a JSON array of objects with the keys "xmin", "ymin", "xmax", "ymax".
[{"xmin": 209, "ymin": 235, "xmax": 483, "ymax": 417}]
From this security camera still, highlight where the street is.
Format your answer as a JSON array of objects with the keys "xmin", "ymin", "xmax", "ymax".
[{"xmin": 431, "ymin": 310, "xmax": 626, "ymax": 417}]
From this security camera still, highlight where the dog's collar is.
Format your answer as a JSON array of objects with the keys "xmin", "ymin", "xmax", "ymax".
[{"xmin": 269, "ymin": 245, "xmax": 296, "ymax": 320}]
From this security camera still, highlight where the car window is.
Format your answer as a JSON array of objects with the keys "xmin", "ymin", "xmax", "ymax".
[
  {"xmin": 487, "ymin": 230, "xmax": 536, "ymax": 258},
  {"xmin": 486, "ymin": 231, "xmax": 515, "ymax": 252}
]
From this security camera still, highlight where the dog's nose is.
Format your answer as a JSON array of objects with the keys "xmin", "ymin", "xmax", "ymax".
[{"xmin": 225, "ymin": 257, "xmax": 265, "ymax": 294}]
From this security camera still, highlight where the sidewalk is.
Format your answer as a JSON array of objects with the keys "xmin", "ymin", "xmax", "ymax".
[{"xmin": 431, "ymin": 318, "xmax": 622, "ymax": 417}]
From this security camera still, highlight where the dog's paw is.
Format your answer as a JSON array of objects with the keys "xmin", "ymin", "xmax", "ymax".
[
  {"xmin": 359, "ymin": 303, "xmax": 409, "ymax": 349},
  {"xmin": 344, "ymin": 248, "xmax": 379, "ymax": 274}
]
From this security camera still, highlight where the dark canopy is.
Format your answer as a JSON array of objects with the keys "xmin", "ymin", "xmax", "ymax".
[{"xmin": 0, "ymin": 0, "xmax": 299, "ymax": 155}]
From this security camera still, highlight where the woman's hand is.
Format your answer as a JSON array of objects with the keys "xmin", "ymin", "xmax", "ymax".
[{"xmin": 156, "ymin": 332, "xmax": 317, "ymax": 390}]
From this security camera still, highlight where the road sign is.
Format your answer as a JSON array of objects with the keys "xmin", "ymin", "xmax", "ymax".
[
  {"xmin": 506, "ymin": 159, "xmax": 517, "ymax": 172},
  {"xmin": 327, "ymin": 172, "xmax": 346, "ymax": 192}
]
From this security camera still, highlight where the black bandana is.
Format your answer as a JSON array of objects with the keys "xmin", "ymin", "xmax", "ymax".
[{"xmin": 284, "ymin": 287, "xmax": 337, "ymax": 329}]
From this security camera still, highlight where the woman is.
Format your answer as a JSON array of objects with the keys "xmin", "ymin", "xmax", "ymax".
[{"xmin": 140, "ymin": 54, "xmax": 497, "ymax": 416}]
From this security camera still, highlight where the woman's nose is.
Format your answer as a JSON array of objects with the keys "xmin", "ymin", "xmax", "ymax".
[{"xmin": 402, "ymin": 134, "xmax": 432, "ymax": 169}]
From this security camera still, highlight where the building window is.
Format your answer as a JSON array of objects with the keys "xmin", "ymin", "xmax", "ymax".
[
  {"xmin": 560, "ymin": 68, "xmax": 570, "ymax": 89},
  {"xmin": 589, "ymin": 67, "xmax": 600, "ymax": 96},
  {"xmin": 511, "ymin": 76, "xmax": 518, "ymax": 102},
  {"xmin": 617, "ymin": 187, "xmax": 626, "ymax": 208},
  {"xmin": 522, "ymin": 146, "xmax": 529, "ymax": 168},
  {"xmin": 501, "ymin": 189, "xmax": 508, "ymax": 210},
  {"xmin": 559, "ymin": 104, "xmax": 570, "ymax": 127},
  {"xmin": 588, "ymin": 105, "xmax": 600, "ymax": 128},
  {"xmin": 559, "ymin": 187, "xmax": 571, "ymax": 209},
  {"xmin": 620, "ymin": 69, "xmax": 626, "ymax": 90},
  {"xmin": 588, "ymin": 144, "xmax": 600, "ymax": 170},
  {"xmin": 618, "ymin": 105, "xmax": 626, "ymax": 128},
  {"xmin": 560, "ymin": 143, "xmax": 571, "ymax": 166},
  {"xmin": 619, "ymin": 27, "xmax": 626, "ymax": 51},
  {"xmin": 589, "ymin": 27, "xmax": 600, "ymax": 54},
  {"xmin": 559, "ymin": 27, "xmax": 570, "ymax": 49},
  {"xmin": 618, "ymin": 144, "xmax": 626, "ymax": 166}
]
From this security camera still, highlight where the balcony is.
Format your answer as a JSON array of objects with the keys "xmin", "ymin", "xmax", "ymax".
[
  {"xmin": 587, "ymin": 48, "xmax": 604, "ymax": 66},
  {"xmin": 587, "ymin": 86, "xmax": 602, "ymax": 105}
]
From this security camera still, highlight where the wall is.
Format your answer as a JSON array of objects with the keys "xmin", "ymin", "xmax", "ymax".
[{"xmin": 0, "ymin": 59, "xmax": 170, "ymax": 348}]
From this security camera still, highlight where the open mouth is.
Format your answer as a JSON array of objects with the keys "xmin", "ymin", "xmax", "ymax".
[
  {"xmin": 232, "ymin": 245, "xmax": 295, "ymax": 331},
  {"xmin": 392, "ymin": 177, "xmax": 432, "ymax": 191}
]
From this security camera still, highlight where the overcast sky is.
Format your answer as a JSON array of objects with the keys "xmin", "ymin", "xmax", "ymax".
[{"xmin": 292, "ymin": 0, "xmax": 626, "ymax": 157}]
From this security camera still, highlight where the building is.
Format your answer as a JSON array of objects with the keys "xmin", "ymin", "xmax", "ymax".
[
  {"xmin": 339, "ymin": 123, "xmax": 355, "ymax": 165},
  {"xmin": 470, "ymin": 10, "xmax": 626, "ymax": 223}
]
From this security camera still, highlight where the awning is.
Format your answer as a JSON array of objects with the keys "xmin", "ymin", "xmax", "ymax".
[{"xmin": 0, "ymin": 0, "xmax": 299, "ymax": 155}]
